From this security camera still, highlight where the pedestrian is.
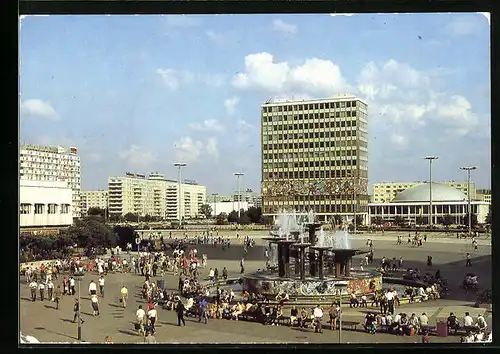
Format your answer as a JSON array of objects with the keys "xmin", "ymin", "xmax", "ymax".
[
  {"xmin": 54, "ymin": 285, "xmax": 62, "ymax": 310},
  {"xmin": 98, "ymin": 276, "xmax": 105, "ymax": 297},
  {"xmin": 147, "ymin": 305, "xmax": 157, "ymax": 334},
  {"xmin": 466, "ymin": 253, "xmax": 472, "ymax": 267},
  {"xmin": 313, "ymin": 305, "xmax": 323, "ymax": 333},
  {"xmin": 39, "ymin": 281, "xmax": 46, "ymax": 301},
  {"xmin": 121, "ymin": 285, "xmax": 128, "ymax": 308},
  {"xmin": 240, "ymin": 258, "xmax": 245, "ymax": 274},
  {"xmin": 62, "ymin": 277, "xmax": 69, "ymax": 295},
  {"xmin": 176, "ymin": 299, "xmax": 186, "ymax": 326},
  {"xmin": 136, "ymin": 305, "xmax": 146, "ymax": 335},
  {"xmin": 144, "ymin": 328, "xmax": 156, "ymax": 343},
  {"xmin": 73, "ymin": 299, "xmax": 84, "ymax": 323},
  {"xmin": 69, "ymin": 276, "xmax": 76, "ymax": 295},
  {"xmin": 29, "ymin": 280, "xmax": 37, "ymax": 301},
  {"xmin": 89, "ymin": 280, "xmax": 97, "ymax": 296},
  {"xmin": 222, "ymin": 267, "xmax": 228, "ymax": 280},
  {"xmin": 198, "ymin": 297, "xmax": 208, "ymax": 324},
  {"xmin": 47, "ymin": 280, "xmax": 54, "ymax": 301},
  {"xmin": 91, "ymin": 294, "xmax": 100, "ymax": 316}
]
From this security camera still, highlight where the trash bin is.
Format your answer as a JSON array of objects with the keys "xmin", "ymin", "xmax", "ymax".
[
  {"xmin": 157, "ymin": 279, "xmax": 165, "ymax": 290},
  {"xmin": 436, "ymin": 320, "xmax": 448, "ymax": 337}
]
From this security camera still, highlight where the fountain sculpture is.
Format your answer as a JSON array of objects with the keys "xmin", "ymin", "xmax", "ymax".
[{"xmin": 243, "ymin": 210, "xmax": 382, "ymax": 298}]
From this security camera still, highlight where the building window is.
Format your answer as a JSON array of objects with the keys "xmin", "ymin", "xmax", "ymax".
[
  {"xmin": 47, "ymin": 204, "xmax": 57, "ymax": 214},
  {"xmin": 34, "ymin": 204, "xmax": 45, "ymax": 214},
  {"xmin": 61, "ymin": 204, "xmax": 70, "ymax": 214},
  {"xmin": 20, "ymin": 203, "xmax": 31, "ymax": 214}
]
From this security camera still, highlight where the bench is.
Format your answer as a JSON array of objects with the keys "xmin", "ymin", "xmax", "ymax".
[{"xmin": 340, "ymin": 320, "xmax": 361, "ymax": 331}]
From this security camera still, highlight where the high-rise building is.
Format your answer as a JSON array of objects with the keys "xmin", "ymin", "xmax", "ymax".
[
  {"xmin": 476, "ymin": 189, "xmax": 491, "ymax": 203},
  {"xmin": 80, "ymin": 190, "xmax": 108, "ymax": 215},
  {"xmin": 260, "ymin": 95, "xmax": 369, "ymax": 222},
  {"xmin": 20, "ymin": 144, "xmax": 81, "ymax": 218},
  {"xmin": 108, "ymin": 172, "xmax": 206, "ymax": 220},
  {"xmin": 372, "ymin": 181, "xmax": 476, "ymax": 204}
]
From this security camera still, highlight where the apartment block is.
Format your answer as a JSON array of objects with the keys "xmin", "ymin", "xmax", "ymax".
[
  {"xmin": 260, "ymin": 95, "xmax": 369, "ymax": 222},
  {"xmin": 20, "ymin": 144, "xmax": 81, "ymax": 218},
  {"xmin": 108, "ymin": 172, "xmax": 206, "ymax": 220},
  {"xmin": 80, "ymin": 190, "xmax": 108, "ymax": 215}
]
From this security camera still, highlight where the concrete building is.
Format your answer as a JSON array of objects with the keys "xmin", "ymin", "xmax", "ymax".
[
  {"xmin": 209, "ymin": 201, "xmax": 254, "ymax": 217},
  {"xmin": 20, "ymin": 180, "xmax": 73, "ymax": 227},
  {"xmin": 233, "ymin": 188, "xmax": 261, "ymax": 207},
  {"xmin": 108, "ymin": 172, "xmax": 206, "ymax": 220},
  {"xmin": 260, "ymin": 95, "xmax": 369, "ymax": 222},
  {"xmin": 372, "ymin": 181, "xmax": 476, "ymax": 203},
  {"xmin": 20, "ymin": 144, "xmax": 81, "ymax": 218},
  {"xmin": 368, "ymin": 183, "xmax": 489, "ymax": 225},
  {"xmin": 476, "ymin": 189, "xmax": 491, "ymax": 203},
  {"xmin": 80, "ymin": 190, "xmax": 108, "ymax": 215}
]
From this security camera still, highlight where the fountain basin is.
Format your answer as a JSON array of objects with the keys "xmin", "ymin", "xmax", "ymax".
[{"xmin": 243, "ymin": 270, "xmax": 382, "ymax": 297}]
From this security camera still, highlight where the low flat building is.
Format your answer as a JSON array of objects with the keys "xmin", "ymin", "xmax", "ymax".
[
  {"xmin": 209, "ymin": 201, "xmax": 254, "ymax": 217},
  {"xmin": 368, "ymin": 183, "xmax": 489, "ymax": 225},
  {"xmin": 20, "ymin": 180, "xmax": 73, "ymax": 228},
  {"xmin": 372, "ymin": 181, "xmax": 476, "ymax": 203}
]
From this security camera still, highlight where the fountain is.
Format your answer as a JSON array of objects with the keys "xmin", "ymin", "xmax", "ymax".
[{"xmin": 243, "ymin": 209, "xmax": 382, "ymax": 298}]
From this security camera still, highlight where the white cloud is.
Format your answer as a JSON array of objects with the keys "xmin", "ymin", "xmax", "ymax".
[
  {"xmin": 232, "ymin": 52, "xmax": 348, "ymax": 96},
  {"xmin": 173, "ymin": 137, "xmax": 219, "ymax": 163},
  {"xmin": 20, "ymin": 99, "xmax": 59, "ymax": 120},
  {"xmin": 446, "ymin": 15, "xmax": 487, "ymax": 35},
  {"xmin": 201, "ymin": 73, "xmax": 225, "ymax": 87},
  {"xmin": 156, "ymin": 68, "xmax": 181, "ymax": 90},
  {"xmin": 164, "ymin": 15, "xmax": 201, "ymax": 28},
  {"xmin": 224, "ymin": 97, "xmax": 240, "ymax": 116},
  {"xmin": 189, "ymin": 119, "xmax": 225, "ymax": 133},
  {"xmin": 119, "ymin": 145, "xmax": 156, "ymax": 169},
  {"xmin": 88, "ymin": 153, "xmax": 103, "ymax": 162},
  {"xmin": 205, "ymin": 30, "xmax": 225, "ymax": 44},
  {"xmin": 157, "ymin": 69, "xmax": 224, "ymax": 89},
  {"xmin": 236, "ymin": 120, "xmax": 255, "ymax": 144},
  {"xmin": 390, "ymin": 132, "xmax": 408, "ymax": 147},
  {"xmin": 272, "ymin": 19, "xmax": 298, "ymax": 36}
]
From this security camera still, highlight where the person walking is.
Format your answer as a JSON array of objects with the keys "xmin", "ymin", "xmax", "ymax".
[
  {"xmin": 29, "ymin": 280, "xmax": 38, "ymax": 302},
  {"xmin": 91, "ymin": 294, "xmax": 100, "ymax": 316},
  {"xmin": 222, "ymin": 267, "xmax": 228, "ymax": 280},
  {"xmin": 147, "ymin": 305, "xmax": 157, "ymax": 334},
  {"xmin": 240, "ymin": 258, "xmax": 245, "ymax": 274},
  {"xmin": 176, "ymin": 299, "xmax": 186, "ymax": 326},
  {"xmin": 54, "ymin": 285, "xmax": 62, "ymax": 310},
  {"xmin": 98, "ymin": 276, "xmax": 105, "ymax": 297},
  {"xmin": 69, "ymin": 276, "xmax": 76, "ymax": 295},
  {"xmin": 136, "ymin": 305, "xmax": 146, "ymax": 336},
  {"xmin": 73, "ymin": 299, "xmax": 84, "ymax": 323},
  {"xmin": 39, "ymin": 281, "xmax": 46, "ymax": 301},
  {"xmin": 47, "ymin": 280, "xmax": 54, "ymax": 301},
  {"xmin": 120, "ymin": 285, "xmax": 128, "ymax": 308},
  {"xmin": 466, "ymin": 253, "xmax": 472, "ymax": 267},
  {"xmin": 88, "ymin": 280, "xmax": 97, "ymax": 296},
  {"xmin": 198, "ymin": 297, "xmax": 208, "ymax": 324}
]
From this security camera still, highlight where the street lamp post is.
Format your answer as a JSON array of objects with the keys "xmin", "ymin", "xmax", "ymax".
[
  {"xmin": 424, "ymin": 156, "xmax": 439, "ymax": 226},
  {"xmin": 335, "ymin": 281, "xmax": 348, "ymax": 344},
  {"xmin": 174, "ymin": 163, "xmax": 187, "ymax": 228},
  {"xmin": 74, "ymin": 271, "xmax": 84, "ymax": 341},
  {"xmin": 460, "ymin": 166, "xmax": 477, "ymax": 236},
  {"xmin": 212, "ymin": 193, "xmax": 218, "ymax": 218},
  {"xmin": 234, "ymin": 173, "xmax": 244, "ymax": 221}
]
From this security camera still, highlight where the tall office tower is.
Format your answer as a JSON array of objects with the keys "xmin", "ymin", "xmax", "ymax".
[
  {"xmin": 80, "ymin": 190, "xmax": 109, "ymax": 215},
  {"xmin": 108, "ymin": 172, "xmax": 206, "ymax": 220},
  {"xmin": 260, "ymin": 95, "xmax": 369, "ymax": 222},
  {"xmin": 20, "ymin": 144, "xmax": 81, "ymax": 218}
]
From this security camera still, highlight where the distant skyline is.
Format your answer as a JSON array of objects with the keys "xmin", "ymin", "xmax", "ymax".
[{"xmin": 19, "ymin": 13, "xmax": 491, "ymax": 194}]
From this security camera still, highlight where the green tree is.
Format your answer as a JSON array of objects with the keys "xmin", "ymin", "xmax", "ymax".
[
  {"xmin": 238, "ymin": 214, "xmax": 252, "ymax": 225},
  {"xmin": 355, "ymin": 214, "xmax": 364, "ymax": 226},
  {"xmin": 416, "ymin": 216, "xmax": 426, "ymax": 225},
  {"xmin": 216, "ymin": 212, "xmax": 228, "ymax": 225},
  {"xmin": 260, "ymin": 215, "xmax": 274, "ymax": 225},
  {"xmin": 87, "ymin": 207, "xmax": 106, "ymax": 218},
  {"xmin": 227, "ymin": 210, "xmax": 239, "ymax": 223},
  {"xmin": 394, "ymin": 215, "xmax": 405, "ymax": 226},
  {"xmin": 65, "ymin": 217, "xmax": 118, "ymax": 254},
  {"xmin": 124, "ymin": 212, "xmax": 139, "ymax": 222},
  {"xmin": 442, "ymin": 214, "xmax": 454, "ymax": 226},
  {"xmin": 113, "ymin": 225, "xmax": 136, "ymax": 249},
  {"xmin": 372, "ymin": 216, "xmax": 383, "ymax": 225},
  {"xmin": 199, "ymin": 204, "xmax": 213, "ymax": 219},
  {"xmin": 246, "ymin": 206, "xmax": 262, "ymax": 223},
  {"xmin": 108, "ymin": 213, "xmax": 123, "ymax": 222},
  {"xmin": 462, "ymin": 213, "xmax": 478, "ymax": 228}
]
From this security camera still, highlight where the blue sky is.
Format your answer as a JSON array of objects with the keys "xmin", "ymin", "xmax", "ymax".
[{"xmin": 19, "ymin": 13, "xmax": 491, "ymax": 194}]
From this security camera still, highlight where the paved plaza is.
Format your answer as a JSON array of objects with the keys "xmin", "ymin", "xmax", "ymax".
[{"xmin": 19, "ymin": 231, "xmax": 492, "ymax": 344}]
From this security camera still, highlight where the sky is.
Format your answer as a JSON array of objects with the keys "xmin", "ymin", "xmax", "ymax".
[{"xmin": 19, "ymin": 13, "xmax": 491, "ymax": 195}]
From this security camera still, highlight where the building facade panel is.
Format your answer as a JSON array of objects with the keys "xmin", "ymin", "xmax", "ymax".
[
  {"xmin": 20, "ymin": 144, "xmax": 81, "ymax": 217},
  {"xmin": 20, "ymin": 180, "xmax": 73, "ymax": 227},
  {"xmin": 80, "ymin": 190, "xmax": 108, "ymax": 215},
  {"xmin": 260, "ymin": 95, "xmax": 369, "ymax": 222}
]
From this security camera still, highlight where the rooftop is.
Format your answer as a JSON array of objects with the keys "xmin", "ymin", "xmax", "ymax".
[{"xmin": 392, "ymin": 183, "xmax": 467, "ymax": 203}]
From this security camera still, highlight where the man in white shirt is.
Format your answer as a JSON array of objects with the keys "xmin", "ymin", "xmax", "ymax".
[
  {"xmin": 89, "ymin": 280, "xmax": 97, "ymax": 295},
  {"xmin": 463, "ymin": 312, "xmax": 474, "ymax": 332},
  {"xmin": 147, "ymin": 306, "xmax": 158, "ymax": 334},
  {"xmin": 29, "ymin": 280, "xmax": 38, "ymax": 301},
  {"xmin": 419, "ymin": 312, "xmax": 429, "ymax": 327},
  {"xmin": 38, "ymin": 282, "xmax": 46, "ymax": 301},
  {"xmin": 385, "ymin": 290, "xmax": 394, "ymax": 314},
  {"xmin": 47, "ymin": 280, "xmax": 54, "ymax": 301},
  {"xmin": 69, "ymin": 277, "xmax": 76, "ymax": 295},
  {"xmin": 418, "ymin": 287, "xmax": 428, "ymax": 301},
  {"xmin": 313, "ymin": 305, "xmax": 323, "ymax": 333},
  {"xmin": 98, "ymin": 276, "xmax": 105, "ymax": 297},
  {"xmin": 136, "ymin": 305, "xmax": 146, "ymax": 335}
]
